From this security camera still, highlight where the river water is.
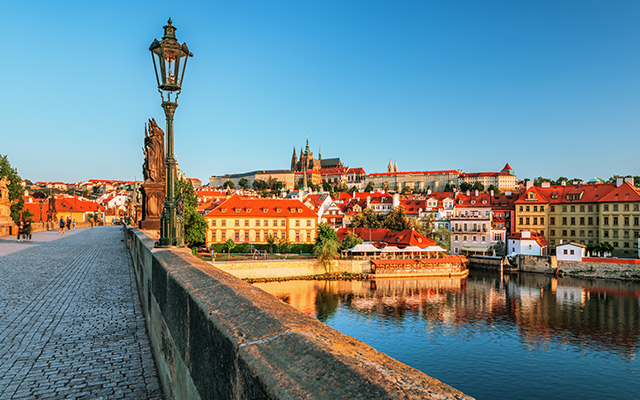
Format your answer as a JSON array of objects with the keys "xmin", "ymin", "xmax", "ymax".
[{"xmin": 253, "ymin": 270, "xmax": 640, "ymax": 399}]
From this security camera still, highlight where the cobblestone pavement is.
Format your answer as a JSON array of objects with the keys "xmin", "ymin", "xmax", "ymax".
[{"xmin": 0, "ymin": 226, "xmax": 163, "ymax": 399}]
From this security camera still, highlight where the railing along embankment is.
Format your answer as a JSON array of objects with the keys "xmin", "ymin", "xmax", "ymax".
[{"xmin": 125, "ymin": 227, "xmax": 471, "ymax": 400}]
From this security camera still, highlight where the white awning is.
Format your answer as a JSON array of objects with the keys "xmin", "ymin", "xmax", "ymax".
[
  {"xmin": 348, "ymin": 243, "xmax": 382, "ymax": 252},
  {"xmin": 381, "ymin": 246, "xmax": 402, "ymax": 252}
]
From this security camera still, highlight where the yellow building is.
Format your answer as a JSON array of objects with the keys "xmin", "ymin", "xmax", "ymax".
[
  {"xmin": 204, "ymin": 194, "xmax": 317, "ymax": 246},
  {"xmin": 515, "ymin": 180, "xmax": 640, "ymax": 257}
]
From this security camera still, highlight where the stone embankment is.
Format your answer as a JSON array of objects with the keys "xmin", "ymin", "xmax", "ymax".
[
  {"xmin": 215, "ymin": 258, "xmax": 371, "ymax": 280},
  {"xmin": 516, "ymin": 254, "xmax": 640, "ymax": 281},
  {"xmin": 126, "ymin": 227, "xmax": 472, "ymax": 400}
]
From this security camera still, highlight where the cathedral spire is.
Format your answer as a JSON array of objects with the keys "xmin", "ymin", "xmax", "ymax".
[
  {"xmin": 387, "ymin": 160, "xmax": 393, "ymax": 173},
  {"xmin": 318, "ymin": 145, "xmax": 322, "ymax": 160},
  {"xmin": 305, "ymin": 137, "xmax": 310, "ymax": 155}
]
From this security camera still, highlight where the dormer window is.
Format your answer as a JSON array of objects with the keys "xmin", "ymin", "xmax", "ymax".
[
  {"xmin": 235, "ymin": 208, "xmax": 240, "ymax": 213},
  {"xmin": 246, "ymin": 208, "xmax": 252, "ymax": 212},
  {"xmin": 298, "ymin": 208, "xmax": 302, "ymax": 212},
  {"xmin": 471, "ymin": 200, "xmax": 475, "ymax": 205},
  {"xmin": 221, "ymin": 208, "xmax": 227, "ymax": 213},
  {"xmin": 263, "ymin": 208, "xmax": 268, "ymax": 213},
  {"xmin": 276, "ymin": 209, "xmax": 282, "ymax": 213},
  {"xmin": 458, "ymin": 200, "xmax": 463, "ymax": 205},
  {"xmin": 482, "ymin": 200, "xmax": 487, "ymax": 204}
]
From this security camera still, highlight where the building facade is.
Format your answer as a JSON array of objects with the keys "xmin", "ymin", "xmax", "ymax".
[{"xmin": 204, "ymin": 195, "xmax": 317, "ymax": 246}]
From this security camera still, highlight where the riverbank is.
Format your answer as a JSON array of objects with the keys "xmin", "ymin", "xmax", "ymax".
[{"xmin": 468, "ymin": 254, "xmax": 640, "ymax": 282}]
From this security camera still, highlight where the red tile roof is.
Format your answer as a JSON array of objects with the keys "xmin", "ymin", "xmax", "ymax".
[
  {"xmin": 204, "ymin": 194, "xmax": 317, "ymax": 218},
  {"xmin": 336, "ymin": 228, "xmax": 436, "ymax": 248},
  {"xmin": 509, "ymin": 231, "xmax": 548, "ymax": 247}
]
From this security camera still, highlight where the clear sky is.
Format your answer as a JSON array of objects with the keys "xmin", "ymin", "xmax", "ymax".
[{"xmin": 2, "ymin": 0, "xmax": 639, "ymax": 184}]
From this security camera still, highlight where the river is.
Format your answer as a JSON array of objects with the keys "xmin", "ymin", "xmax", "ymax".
[{"xmin": 253, "ymin": 270, "xmax": 640, "ymax": 399}]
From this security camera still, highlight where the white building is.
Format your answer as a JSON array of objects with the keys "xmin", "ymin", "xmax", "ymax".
[
  {"xmin": 556, "ymin": 242, "xmax": 586, "ymax": 261},
  {"xmin": 507, "ymin": 231, "xmax": 548, "ymax": 256},
  {"xmin": 451, "ymin": 191, "xmax": 505, "ymax": 255}
]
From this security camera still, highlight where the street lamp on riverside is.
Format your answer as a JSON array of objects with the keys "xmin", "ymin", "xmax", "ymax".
[{"xmin": 149, "ymin": 18, "xmax": 193, "ymax": 247}]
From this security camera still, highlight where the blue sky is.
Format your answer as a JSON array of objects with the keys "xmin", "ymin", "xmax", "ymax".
[{"xmin": 2, "ymin": 1, "xmax": 639, "ymax": 183}]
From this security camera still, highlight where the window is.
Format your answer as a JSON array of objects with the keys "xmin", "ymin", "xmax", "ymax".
[
  {"xmin": 211, "ymin": 220, "xmax": 216, "ymax": 227},
  {"xmin": 624, "ymin": 217, "xmax": 629, "ymax": 226},
  {"xmin": 295, "ymin": 232, "xmax": 300, "ymax": 241},
  {"xmin": 580, "ymin": 205, "xmax": 585, "ymax": 212},
  {"xmin": 570, "ymin": 217, "xmax": 575, "ymax": 225},
  {"xmin": 540, "ymin": 206, "xmax": 545, "ymax": 212},
  {"xmin": 264, "ymin": 219, "xmax": 269, "ymax": 226},
  {"xmin": 624, "ymin": 231, "xmax": 629, "ymax": 238},
  {"xmin": 613, "ymin": 242, "xmax": 619, "ymax": 248},
  {"xmin": 563, "ymin": 217, "xmax": 567, "ymax": 225},
  {"xmin": 235, "ymin": 219, "xmax": 239, "ymax": 227},
  {"xmin": 221, "ymin": 220, "xmax": 227, "ymax": 227},
  {"xmin": 635, "ymin": 204, "xmax": 639, "ymax": 211},
  {"xmin": 307, "ymin": 220, "xmax": 312, "ymax": 227},
  {"xmin": 580, "ymin": 230, "xmax": 585, "ymax": 237},
  {"xmin": 221, "ymin": 231, "xmax": 226, "ymax": 240},
  {"xmin": 540, "ymin": 217, "xmax": 545, "ymax": 225},
  {"xmin": 580, "ymin": 217, "xmax": 585, "ymax": 225},
  {"xmin": 550, "ymin": 217, "xmax": 555, "ymax": 225},
  {"xmin": 613, "ymin": 217, "xmax": 618, "ymax": 226},
  {"xmin": 604, "ymin": 205, "xmax": 609, "ymax": 211},
  {"xmin": 563, "ymin": 230, "xmax": 567, "ymax": 236},
  {"xmin": 526, "ymin": 217, "xmax": 530, "ymax": 225},
  {"xmin": 613, "ymin": 231, "xmax": 619, "ymax": 238},
  {"xmin": 624, "ymin": 204, "xmax": 630, "ymax": 211},
  {"xmin": 570, "ymin": 249, "xmax": 575, "ymax": 255},
  {"xmin": 563, "ymin": 206, "xmax": 567, "ymax": 212},
  {"xmin": 563, "ymin": 249, "xmax": 568, "ymax": 255},
  {"xmin": 281, "ymin": 219, "xmax": 286, "ymax": 226},
  {"xmin": 534, "ymin": 206, "xmax": 538, "ymax": 212},
  {"xmin": 244, "ymin": 232, "xmax": 249, "ymax": 240},
  {"xmin": 235, "ymin": 231, "xmax": 240, "ymax": 240},
  {"xmin": 482, "ymin": 236, "xmax": 486, "ymax": 242},
  {"xmin": 473, "ymin": 236, "xmax": 477, "ymax": 242},
  {"xmin": 588, "ymin": 230, "xmax": 594, "ymax": 237},
  {"xmin": 604, "ymin": 217, "xmax": 609, "ymax": 225},
  {"xmin": 613, "ymin": 204, "xmax": 619, "ymax": 211},
  {"xmin": 550, "ymin": 206, "xmax": 555, "ymax": 212},
  {"xmin": 256, "ymin": 220, "xmax": 260, "ymax": 227},
  {"xmin": 570, "ymin": 230, "xmax": 575, "ymax": 236},
  {"xmin": 588, "ymin": 217, "xmax": 593, "ymax": 225},
  {"xmin": 212, "ymin": 232, "xmax": 216, "ymax": 240},
  {"xmin": 624, "ymin": 242, "xmax": 630, "ymax": 248},
  {"xmin": 604, "ymin": 231, "xmax": 609, "ymax": 238},
  {"xmin": 519, "ymin": 218, "xmax": 523, "ymax": 225},
  {"xmin": 570, "ymin": 206, "xmax": 575, "ymax": 212},
  {"xmin": 635, "ymin": 217, "xmax": 639, "ymax": 226},
  {"xmin": 533, "ymin": 217, "xmax": 538, "ymax": 225},
  {"xmin": 295, "ymin": 220, "xmax": 300, "ymax": 227},
  {"xmin": 244, "ymin": 220, "xmax": 249, "ymax": 227},
  {"xmin": 550, "ymin": 230, "xmax": 556, "ymax": 236}
]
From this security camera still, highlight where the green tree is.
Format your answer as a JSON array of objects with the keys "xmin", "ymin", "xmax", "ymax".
[
  {"xmin": 487, "ymin": 185, "xmax": 500, "ymax": 194},
  {"xmin": 223, "ymin": 180, "xmax": 235, "ymax": 189},
  {"xmin": 432, "ymin": 225, "xmax": 451, "ymax": 251},
  {"xmin": 533, "ymin": 177, "xmax": 551, "ymax": 186},
  {"xmin": 349, "ymin": 207, "xmax": 381, "ymax": 228},
  {"xmin": 471, "ymin": 182, "xmax": 485, "ymax": 192},
  {"xmin": 266, "ymin": 234, "xmax": 275, "ymax": 253},
  {"xmin": 238, "ymin": 178, "xmax": 248, "ymax": 189},
  {"xmin": 224, "ymin": 239, "xmax": 236, "ymax": 254},
  {"xmin": 277, "ymin": 238, "xmax": 291, "ymax": 253},
  {"xmin": 364, "ymin": 182, "xmax": 374, "ymax": 192},
  {"xmin": 176, "ymin": 179, "xmax": 208, "ymax": 247},
  {"xmin": 339, "ymin": 232, "xmax": 363, "ymax": 251},
  {"xmin": 383, "ymin": 206, "xmax": 411, "ymax": 231},
  {"xmin": 21, "ymin": 209, "xmax": 34, "ymax": 223},
  {"xmin": 492, "ymin": 240, "xmax": 506, "ymax": 257},
  {"xmin": 459, "ymin": 182, "xmax": 472, "ymax": 192},
  {"xmin": 551, "ymin": 176, "xmax": 568, "ymax": 185},
  {"xmin": 0, "ymin": 155, "xmax": 23, "ymax": 224},
  {"xmin": 413, "ymin": 212, "xmax": 435, "ymax": 236},
  {"xmin": 443, "ymin": 183, "xmax": 454, "ymax": 192},
  {"xmin": 315, "ymin": 239, "xmax": 339, "ymax": 273},
  {"xmin": 316, "ymin": 222, "xmax": 338, "ymax": 245}
]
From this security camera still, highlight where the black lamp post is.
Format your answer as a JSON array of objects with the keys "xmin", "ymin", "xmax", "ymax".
[{"xmin": 149, "ymin": 19, "xmax": 193, "ymax": 247}]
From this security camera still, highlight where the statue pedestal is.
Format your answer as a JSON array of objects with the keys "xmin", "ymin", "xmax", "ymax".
[
  {"xmin": 0, "ymin": 197, "xmax": 15, "ymax": 236},
  {"xmin": 139, "ymin": 182, "xmax": 165, "ymax": 231}
]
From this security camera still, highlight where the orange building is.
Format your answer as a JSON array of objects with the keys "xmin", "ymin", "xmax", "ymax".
[{"xmin": 204, "ymin": 194, "xmax": 317, "ymax": 246}]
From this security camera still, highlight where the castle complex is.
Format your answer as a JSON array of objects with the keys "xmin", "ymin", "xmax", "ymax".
[{"xmin": 290, "ymin": 138, "xmax": 343, "ymax": 172}]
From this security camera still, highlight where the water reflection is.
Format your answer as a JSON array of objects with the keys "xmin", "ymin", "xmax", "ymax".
[{"xmin": 256, "ymin": 272, "xmax": 640, "ymax": 359}]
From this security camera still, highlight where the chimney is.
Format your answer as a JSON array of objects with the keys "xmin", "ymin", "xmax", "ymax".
[
  {"xmin": 474, "ymin": 189, "xmax": 479, "ymax": 197},
  {"xmin": 392, "ymin": 193, "xmax": 400, "ymax": 208},
  {"xmin": 616, "ymin": 178, "xmax": 623, "ymax": 187},
  {"xmin": 466, "ymin": 190, "xmax": 470, "ymax": 196},
  {"xmin": 526, "ymin": 180, "xmax": 534, "ymax": 189},
  {"xmin": 505, "ymin": 191, "xmax": 512, "ymax": 196},
  {"xmin": 560, "ymin": 180, "xmax": 566, "ymax": 186},
  {"xmin": 427, "ymin": 188, "xmax": 432, "ymax": 195},
  {"xmin": 541, "ymin": 182, "xmax": 550, "ymax": 188},
  {"xmin": 367, "ymin": 196, "xmax": 371, "ymax": 207},
  {"xmin": 490, "ymin": 190, "xmax": 494, "ymax": 197},
  {"xmin": 624, "ymin": 177, "xmax": 634, "ymax": 186},
  {"xmin": 522, "ymin": 231, "xmax": 531, "ymax": 239}
]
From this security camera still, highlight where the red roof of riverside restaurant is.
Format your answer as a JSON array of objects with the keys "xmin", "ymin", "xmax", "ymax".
[
  {"xmin": 336, "ymin": 228, "xmax": 436, "ymax": 248},
  {"xmin": 367, "ymin": 170, "xmax": 461, "ymax": 177},
  {"xmin": 204, "ymin": 194, "xmax": 317, "ymax": 218}
]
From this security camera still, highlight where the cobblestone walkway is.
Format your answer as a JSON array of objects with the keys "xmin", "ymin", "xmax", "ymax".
[{"xmin": 0, "ymin": 226, "xmax": 163, "ymax": 399}]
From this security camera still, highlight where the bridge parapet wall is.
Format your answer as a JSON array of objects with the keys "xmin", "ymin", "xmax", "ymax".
[{"xmin": 125, "ymin": 227, "xmax": 470, "ymax": 400}]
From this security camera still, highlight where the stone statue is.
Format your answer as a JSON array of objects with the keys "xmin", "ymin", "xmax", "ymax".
[
  {"xmin": 142, "ymin": 119, "xmax": 165, "ymax": 183},
  {"xmin": 0, "ymin": 176, "xmax": 10, "ymax": 200},
  {"xmin": 47, "ymin": 196, "xmax": 57, "ymax": 222}
]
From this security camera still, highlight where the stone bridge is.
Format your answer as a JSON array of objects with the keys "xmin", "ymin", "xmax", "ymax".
[{"xmin": 0, "ymin": 226, "xmax": 470, "ymax": 399}]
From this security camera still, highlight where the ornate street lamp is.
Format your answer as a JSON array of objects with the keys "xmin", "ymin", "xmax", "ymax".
[{"xmin": 149, "ymin": 19, "xmax": 193, "ymax": 247}]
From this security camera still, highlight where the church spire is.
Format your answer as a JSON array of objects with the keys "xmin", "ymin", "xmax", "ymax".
[
  {"xmin": 318, "ymin": 145, "xmax": 321, "ymax": 160},
  {"xmin": 387, "ymin": 160, "xmax": 393, "ymax": 173},
  {"xmin": 291, "ymin": 146, "xmax": 298, "ymax": 171},
  {"xmin": 305, "ymin": 137, "xmax": 310, "ymax": 155}
]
